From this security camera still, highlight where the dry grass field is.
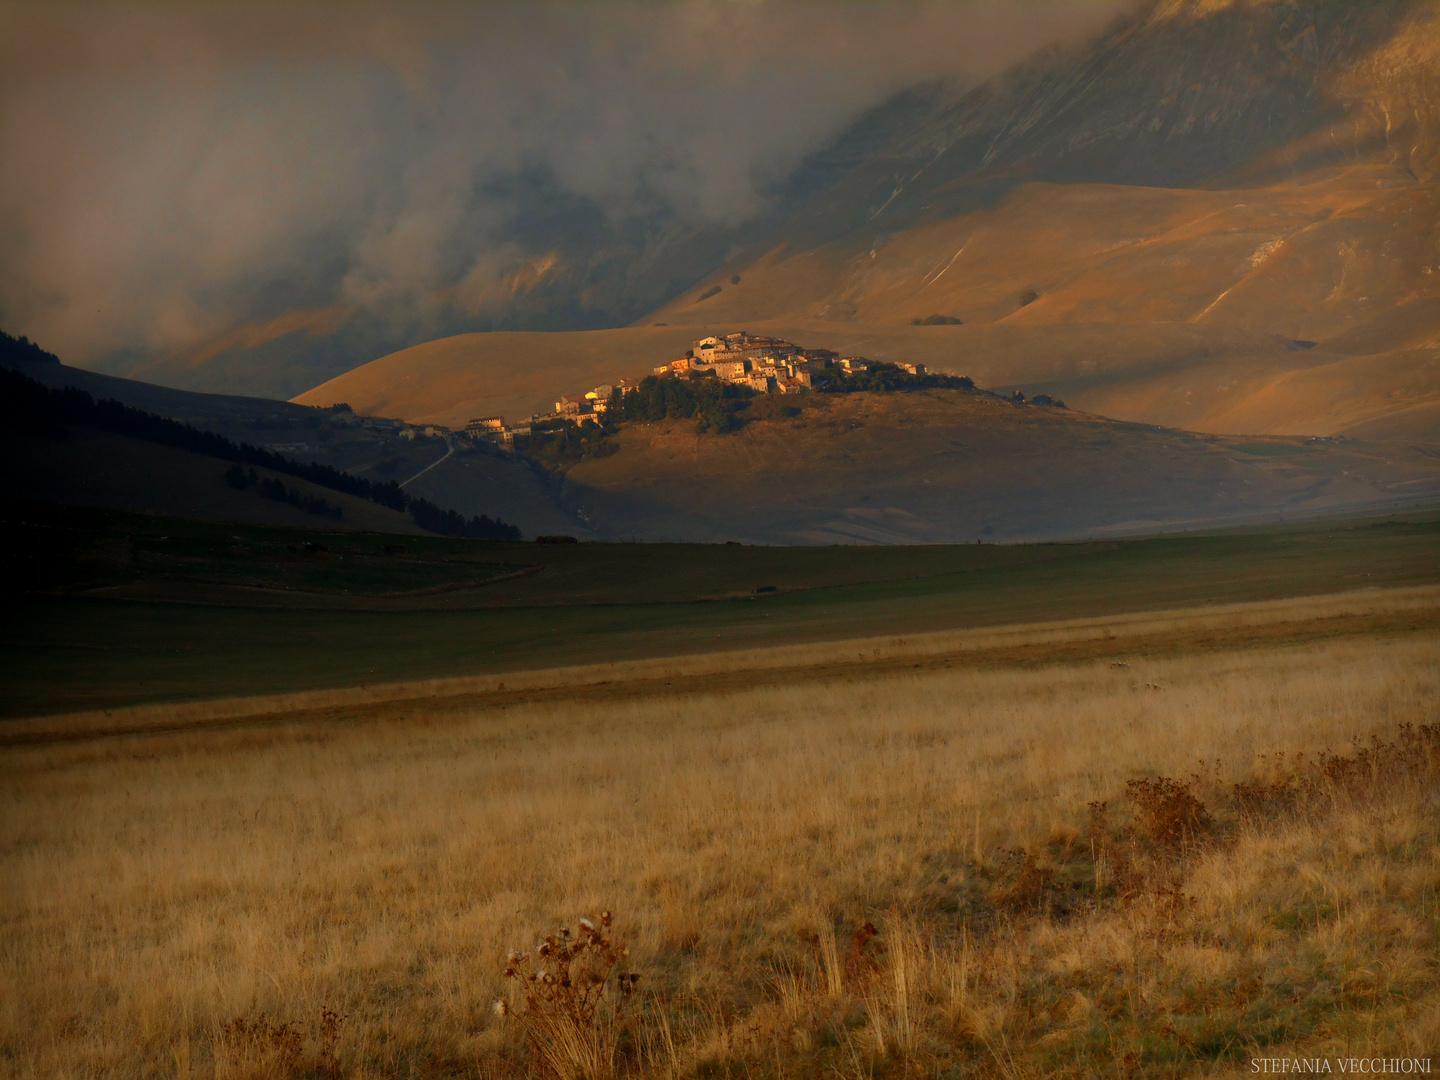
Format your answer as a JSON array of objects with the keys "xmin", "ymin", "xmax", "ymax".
[{"xmin": 3, "ymin": 590, "xmax": 1437, "ymax": 1078}]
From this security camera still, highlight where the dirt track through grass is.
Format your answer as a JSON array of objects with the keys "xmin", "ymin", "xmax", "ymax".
[
  {"xmin": 8, "ymin": 585, "xmax": 1438, "ymax": 746},
  {"xmin": 6, "ymin": 504, "xmax": 1438, "ymax": 719}
]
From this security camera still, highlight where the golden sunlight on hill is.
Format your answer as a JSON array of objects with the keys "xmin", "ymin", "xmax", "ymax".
[
  {"xmin": 558, "ymin": 391, "xmax": 1440, "ymax": 543},
  {"xmin": 294, "ymin": 4, "xmax": 1440, "ymax": 445},
  {"xmin": 301, "ymin": 164, "xmax": 1440, "ymax": 443},
  {"xmin": 294, "ymin": 325, "xmax": 704, "ymax": 428}
]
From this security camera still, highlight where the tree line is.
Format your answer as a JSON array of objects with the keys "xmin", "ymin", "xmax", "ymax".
[
  {"xmin": 606, "ymin": 374, "xmax": 755, "ymax": 433},
  {"xmin": 224, "ymin": 465, "xmax": 343, "ymax": 520},
  {"xmin": 0, "ymin": 363, "xmax": 410, "ymax": 508},
  {"xmin": 408, "ymin": 498, "xmax": 520, "ymax": 540},
  {"xmin": 817, "ymin": 363, "xmax": 977, "ymax": 395},
  {"xmin": 1, "ymin": 330, "xmax": 61, "ymax": 366}
]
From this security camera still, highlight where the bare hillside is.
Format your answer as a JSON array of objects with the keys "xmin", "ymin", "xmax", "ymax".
[
  {"xmin": 557, "ymin": 391, "xmax": 1440, "ymax": 543},
  {"xmin": 300, "ymin": 1, "xmax": 1440, "ymax": 443}
]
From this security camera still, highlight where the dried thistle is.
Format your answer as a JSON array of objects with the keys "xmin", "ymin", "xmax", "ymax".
[
  {"xmin": 495, "ymin": 912, "xmax": 637, "ymax": 1080},
  {"xmin": 318, "ymin": 1007, "xmax": 344, "ymax": 1080}
]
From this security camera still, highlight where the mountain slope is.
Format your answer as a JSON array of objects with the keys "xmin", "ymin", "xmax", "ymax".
[
  {"xmin": 88, "ymin": 81, "xmax": 957, "ymax": 400},
  {"xmin": 0, "ymin": 425, "xmax": 421, "ymax": 533},
  {"xmin": 677, "ymin": 171, "xmax": 1437, "ymax": 338},
  {"xmin": 304, "ymin": 0, "xmax": 1440, "ymax": 443},
  {"xmin": 140, "ymin": 0, "xmax": 1439, "ymax": 397},
  {"xmin": 558, "ymin": 390, "xmax": 1440, "ymax": 544},
  {"xmin": 644, "ymin": 0, "xmax": 1440, "ymax": 439},
  {"xmin": 714, "ymin": 0, "xmax": 1428, "ymax": 262}
]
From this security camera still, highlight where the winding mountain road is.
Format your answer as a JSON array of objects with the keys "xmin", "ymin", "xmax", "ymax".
[{"xmin": 399, "ymin": 439, "xmax": 454, "ymax": 488}]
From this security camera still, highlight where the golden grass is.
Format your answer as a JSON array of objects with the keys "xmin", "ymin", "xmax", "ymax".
[{"xmin": 1, "ymin": 615, "xmax": 1436, "ymax": 1077}]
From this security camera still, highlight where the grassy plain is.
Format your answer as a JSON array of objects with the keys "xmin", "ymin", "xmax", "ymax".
[
  {"xmin": 3, "ymin": 502, "xmax": 1439, "ymax": 719},
  {"xmin": 2, "ymin": 594, "xmax": 1437, "ymax": 1078}
]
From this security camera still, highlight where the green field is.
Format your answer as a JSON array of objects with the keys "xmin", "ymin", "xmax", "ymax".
[{"xmin": 3, "ymin": 500, "xmax": 1437, "ymax": 718}]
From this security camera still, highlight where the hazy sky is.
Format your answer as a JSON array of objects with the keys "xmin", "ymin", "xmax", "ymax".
[{"xmin": 0, "ymin": 1, "xmax": 1127, "ymax": 363}]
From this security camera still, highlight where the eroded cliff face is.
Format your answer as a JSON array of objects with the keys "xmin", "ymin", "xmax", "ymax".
[
  {"xmin": 761, "ymin": 0, "xmax": 1430, "ymax": 253},
  {"xmin": 1335, "ymin": 6, "xmax": 1440, "ymax": 183}
]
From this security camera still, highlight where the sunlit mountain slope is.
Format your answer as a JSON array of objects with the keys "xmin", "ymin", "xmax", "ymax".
[{"xmin": 302, "ymin": 0, "xmax": 1440, "ymax": 443}]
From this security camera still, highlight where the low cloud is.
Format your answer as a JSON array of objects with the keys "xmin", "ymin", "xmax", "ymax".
[{"xmin": 0, "ymin": 0, "xmax": 1127, "ymax": 363}]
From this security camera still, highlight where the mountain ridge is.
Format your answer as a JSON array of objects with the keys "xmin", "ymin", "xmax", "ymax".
[{"xmin": 298, "ymin": 0, "xmax": 1440, "ymax": 444}]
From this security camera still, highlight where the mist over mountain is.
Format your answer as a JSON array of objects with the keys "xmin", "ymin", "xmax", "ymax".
[
  {"xmin": 0, "ymin": 1, "xmax": 1125, "ymax": 396},
  {"xmin": 297, "ymin": 0, "xmax": 1440, "ymax": 449},
  {"xmin": 7, "ymin": 0, "xmax": 1436, "ymax": 438}
]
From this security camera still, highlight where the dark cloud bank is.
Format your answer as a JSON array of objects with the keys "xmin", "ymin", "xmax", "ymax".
[{"xmin": 0, "ymin": 1, "xmax": 1127, "ymax": 370}]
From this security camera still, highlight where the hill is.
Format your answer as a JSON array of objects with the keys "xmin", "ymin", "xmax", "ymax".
[
  {"xmin": 8, "ymin": 349, "xmax": 342, "ymax": 443},
  {"xmin": 0, "ymin": 425, "xmax": 421, "ymax": 533},
  {"xmin": 295, "ymin": 311, "xmax": 1440, "ymax": 444},
  {"xmin": 295, "ymin": 325, "xmax": 704, "ymax": 432},
  {"xmin": 298, "ymin": 0, "xmax": 1440, "ymax": 444},
  {"xmin": 555, "ymin": 389, "xmax": 1440, "ymax": 543},
  {"xmin": 0, "ymin": 359, "xmax": 550, "ymax": 538},
  {"xmin": 2, "ymin": 351, "xmax": 579, "ymax": 538},
  {"xmin": 296, "ymin": 351, "xmax": 1440, "ymax": 545}
]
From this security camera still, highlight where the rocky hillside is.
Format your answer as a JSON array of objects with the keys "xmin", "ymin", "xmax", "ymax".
[{"xmin": 760, "ymin": 0, "xmax": 1429, "ymax": 242}]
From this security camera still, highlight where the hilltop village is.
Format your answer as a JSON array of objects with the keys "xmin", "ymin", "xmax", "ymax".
[
  {"xmin": 463, "ymin": 332, "xmax": 930, "ymax": 446},
  {"xmin": 655, "ymin": 332, "xmax": 925, "ymax": 392}
]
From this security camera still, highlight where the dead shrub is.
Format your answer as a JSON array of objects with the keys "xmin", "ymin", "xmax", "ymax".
[
  {"xmin": 845, "ymin": 920, "xmax": 880, "ymax": 984},
  {"xmin": 497, "ymin": 911, "xmax": 640, "ymax": 1080},
  {"xmin": 1232, "ymin": 771, "xmax": 1299, "ymax": 824},
  {"xmin": 1125, "ymin": 775, "xmax": 1213, "ymax": 853},
  {"xmin": 214, "ymin": 1015, "xmax": 303, "ymax": 1080},
  {"xmin": 1235, "ymin": 723, "xmax": 1440, "ymax": 824},
  {"xmin": 1149, "ymin": 880, "xmax": 1196, "ymax": 930},
  {"xmin": 319, "ymin": 1006, "xmax": 344, "ymax": 1080},
  {"xmin": 1085, "ymin": 776, "xmax": 1213, "ymax": 902},
  {"xmin": 212, "ymin": 1007, "xmax": 344, "ymax": 1080},
  {"xmin": 1312, "ymin": 722, "xmax": 1440, "ymax": 804},
  {"xmin": 994, "ymin": 850, "xmax": 1057, "ymax": 914}
]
